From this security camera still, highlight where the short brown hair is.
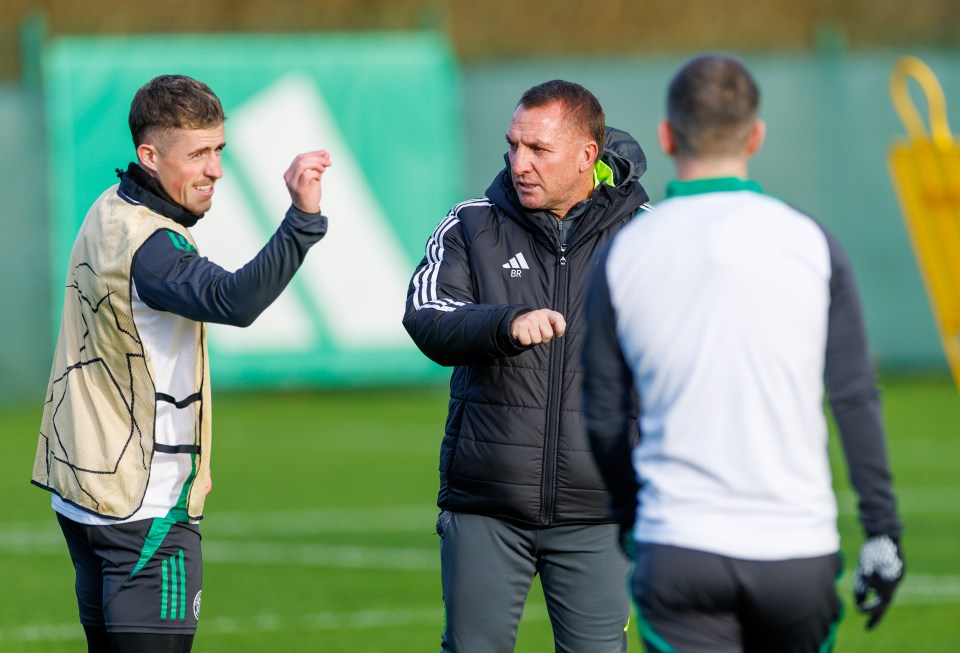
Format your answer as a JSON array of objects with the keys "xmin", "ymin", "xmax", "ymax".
[
  {"xmin": 666, "ymin": 54, "xmax": 759, "ymax": 157},
  {"xmin": 128, "ymin": 74, "xmax": 226, "ymax": 147},
  {"xmin": 519, "ymin": 80, "xmax": 606, "ymax": 149}
]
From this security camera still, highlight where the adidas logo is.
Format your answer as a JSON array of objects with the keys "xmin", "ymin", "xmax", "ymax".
[
  {"xmin": 503, "ymin": 252, "xmax": 530, "ymax": 270},
  {"xmin": 503, "ymin": 252, "xmax": 529, "ymax": 278}
]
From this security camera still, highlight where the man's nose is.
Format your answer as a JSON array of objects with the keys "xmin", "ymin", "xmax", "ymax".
[
  {"xmin": 206, "ymin": 156, "xmax": 223, "ymax": 180},
  {"xmin": 511, "ymin": 147, "xmax": 531, "ymax": 174}
]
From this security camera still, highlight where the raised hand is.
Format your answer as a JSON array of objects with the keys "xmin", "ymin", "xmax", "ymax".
[{"xmin": 283, "ymin": 150, "xmax": 332, "ymax": 214}]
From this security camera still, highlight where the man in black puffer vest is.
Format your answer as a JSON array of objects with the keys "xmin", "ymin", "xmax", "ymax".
[{"xmin": 403, "ymin": 80, "xmax": 651, "ymax": 652}]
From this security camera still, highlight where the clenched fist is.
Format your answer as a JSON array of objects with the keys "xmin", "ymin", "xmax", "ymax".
[{"xmin": 511, "ymin": 309, "xmax": 566, "ymax": 346}]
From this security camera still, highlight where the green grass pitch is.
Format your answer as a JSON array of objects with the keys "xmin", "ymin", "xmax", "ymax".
[{"xmin": 1, "ymin": 375, "xmax": 957, "ymax": 651}]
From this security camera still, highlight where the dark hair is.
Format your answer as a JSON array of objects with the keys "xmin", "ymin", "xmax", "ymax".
[
  {"xmin": 666, "ymin": 54, "xmax": 759, "ymax": 157},
  {"xmin": 129, "ymin": 74, "xmax": 226, "ymax": 147},
  {"xmin": 519, "ymin": 79, "xmax": 605, "ymax": 148}
]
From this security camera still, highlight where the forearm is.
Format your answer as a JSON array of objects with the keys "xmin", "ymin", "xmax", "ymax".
[
  {"xmin": 402, "ymin": 300, "xmax": 533, "ymax": 366},
  {"xmin": 210, "ymin": 206, "xmax": 328, "ymax": 325},
  {"xmin": 831, "ymin": 390, "xmax": 902, "ymax": 538},
  {"xmin": 134, "ymin": 206, "xmax": 327, "ymax": 326}
]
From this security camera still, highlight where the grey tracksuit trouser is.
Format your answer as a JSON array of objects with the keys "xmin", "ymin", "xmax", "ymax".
[{"xmin": 437, "ymin": 511, "xmax": 631, "ymax": 653}]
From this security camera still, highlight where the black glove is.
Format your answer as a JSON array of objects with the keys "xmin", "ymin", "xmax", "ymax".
[{"xmin": 853, "ymin": 534, "xmax": 904, "ymax": 629}]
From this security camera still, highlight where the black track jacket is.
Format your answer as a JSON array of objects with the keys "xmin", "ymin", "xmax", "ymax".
[{"xmin": 403, "ymin": 128, "xmax": 651, "ymax": 526}]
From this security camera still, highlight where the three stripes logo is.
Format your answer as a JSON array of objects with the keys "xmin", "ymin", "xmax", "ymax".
[
  {"xmin": 503, "ymin": 252, "xmax": 530, "ymax": 278},
  {"xmin": 161, "ymin": 549, "xmax": 189, "ymax": 621},
  {"xmin": 166, "ymin": 231, "xmax": 197, "ymax": 253}
]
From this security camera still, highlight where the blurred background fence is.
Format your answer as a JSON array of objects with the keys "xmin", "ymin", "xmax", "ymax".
[{"xmin": 2, "ymin": 1, "xmax": 959, "ymax": 405}]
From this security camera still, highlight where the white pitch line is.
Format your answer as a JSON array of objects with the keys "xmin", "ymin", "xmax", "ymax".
[
  {"xmin": 0, "ymin": 530, "xmax": 438, "ymax": 572},
  {"xmin": 837, "ymin": 573, "xmax": 960, "ymax": 605},
  {"xmin": 0, "ymin": 605, "xmax": 552, "ymax": 644},
  {"xmin": 0, "ymin": 504, "xmax": 438, "ymax": 551},
  {"xmin": 835, "ymin": 486, "xmax": 960, "ymax": 515},
  {"xmin": 0, "ymin": 526, "xmax": 62, "ymax": 552},
  {"xmin": 203, "ymin": 540, "xmax": 438, "ymax": 571},
  {"xmin": 0, "ymin": 505, "xmax": 441, "ymax": 572},
  {"xmin": 0, "ymin": 622, "xmax": 85, "ymax": 644},
  {"xmin": 208, "ymin": 504, "xmax": 438, "ymax": 536},
  {"xmin": 5, "ymin": 498, "xmax": 960, "ymax": 582},
  {"xmin": 8, "ymin": 532, "xmax": 958, "ymax": 606},
  {"xmin": 10, "ymin": 485, "xmax": 960, "ymax": 542},
  {"xmin": 4, "ymin": 526, "xmax": 959, "ymax": 606}
]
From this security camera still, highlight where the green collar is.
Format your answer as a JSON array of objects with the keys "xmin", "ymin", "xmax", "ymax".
[
  {"xmin": 665, "ymin": 177, "xmax": 763, "ymax": 198},
  {"xmin": 593, "ymin": 159, "xmax": 615, "ymax": 188}
]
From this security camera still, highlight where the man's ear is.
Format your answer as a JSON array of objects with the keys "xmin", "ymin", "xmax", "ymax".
[
  {"xmin": 579, "ymin": 140, "xmax": 600, "ymax": 173},
  {"xmin": 658, "ymin": 120, "xmax": 677, "ymax": 156},
  {"xmin": 745, "ymin": 119, "xmax": 766, "ymax": 157},
  {"xmin": 136, "ymin": 143, "xmax": 161, "ymax": 175}
]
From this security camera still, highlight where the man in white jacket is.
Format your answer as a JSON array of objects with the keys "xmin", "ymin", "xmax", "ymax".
[{"xmin": 583, "ymin": 53, "xmax": 904, "ymax": 652}]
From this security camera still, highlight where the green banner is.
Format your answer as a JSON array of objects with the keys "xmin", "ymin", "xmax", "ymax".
[{"xmin": 43, "ymin": 33, "xmax": 462, "ymax": 388}]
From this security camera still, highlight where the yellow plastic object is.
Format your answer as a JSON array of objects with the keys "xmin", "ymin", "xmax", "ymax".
[{"xmin": 888, "ymin": 56, "xmax": 960, "ymax": 390}]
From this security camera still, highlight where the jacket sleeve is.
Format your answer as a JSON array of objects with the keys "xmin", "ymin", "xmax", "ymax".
[
  {"xmin": 583, "ymin": 243, "xmax": 641, "ymax": 527},
  {"xmin": 132, "ymin": 205, "xmax": 328, "ymax": 327},
  {"xmin": 823, "ymin": 231, "xmax": 903, "ymax": 539},
  {"xmin": 402, "ymin": 210, "xmax": 534, "ymax": 366}
]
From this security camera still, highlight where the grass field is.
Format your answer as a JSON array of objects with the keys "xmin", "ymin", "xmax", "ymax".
[{"xmin": 1, "ymin": 375, "xmax": 958, "ymax": 652}]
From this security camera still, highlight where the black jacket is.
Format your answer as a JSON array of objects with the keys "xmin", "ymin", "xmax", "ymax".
[{"xmin": 403, "ymin": 128, "xmax": 650, "ymax": 526}]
